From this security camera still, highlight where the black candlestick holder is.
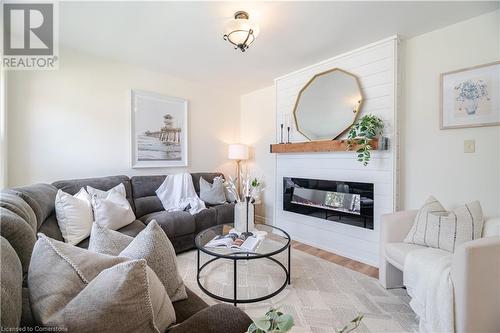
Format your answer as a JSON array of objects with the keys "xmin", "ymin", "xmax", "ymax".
[
  {"xmin": 241, "ymin": 196, "xmax": 253, "ymax": 238},
  {"xmin": 279, "ymin": 124, "xmax": 284, "ymax": 144},
  {"xmin": 286, "ymin": 126, "xmax": 291, "ymax": 144}
]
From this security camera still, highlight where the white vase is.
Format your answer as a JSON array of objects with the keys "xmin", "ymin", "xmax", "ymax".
[{"xmin": 234, "ymin": 201, "xmax": 255, "ymax": 233}]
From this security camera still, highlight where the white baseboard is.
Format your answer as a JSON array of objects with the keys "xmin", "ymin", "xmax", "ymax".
[{"xmin": 255, "ymin": 215, "xmax": 273, "ymax": 225}]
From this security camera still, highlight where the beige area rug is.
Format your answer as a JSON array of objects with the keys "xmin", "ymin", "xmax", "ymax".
[{"xmin": 177, "ymin": 248, "xmax": 418, "ymax": 333}]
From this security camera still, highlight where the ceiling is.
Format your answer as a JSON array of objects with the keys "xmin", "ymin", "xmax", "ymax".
[{"xmin": 59, "ymin": 1, "xmax": 499, "ymax": 94}]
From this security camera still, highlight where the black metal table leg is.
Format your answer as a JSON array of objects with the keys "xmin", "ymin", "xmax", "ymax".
[
  {"xmin": 287, "ymin": 244, "xmax": 291, "ymax": 284},
  {"xmin": 197, "ymin": 248, "xmax": 200, "ymax": 272},
  {"xmin": 233, "ymin": 259, "xmax": 237, "ymax": 306}
]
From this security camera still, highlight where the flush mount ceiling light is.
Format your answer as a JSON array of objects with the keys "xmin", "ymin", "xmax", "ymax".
[{"xmin": 223, "ymin": 11, "xmax": 259, "ymax": 52}]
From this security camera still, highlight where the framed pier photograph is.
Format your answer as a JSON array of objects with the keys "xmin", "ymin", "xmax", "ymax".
[{"xmin": 131, "ymin": 90, "xmax": 188, "ymax": 168}]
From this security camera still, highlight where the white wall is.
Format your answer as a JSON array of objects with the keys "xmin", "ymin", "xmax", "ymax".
[
  {"xmin": 240, "ymin": 86, "xmax": 276, "ymax": 223},
  {"xmin": 273, "ymin": 38, "xmax": 398, "ymax": 266},
  {"xmin": 6, "ymin": 48, "xmax": 240, "ymax": 186},
  {"xmin": 401, "ymin": 10, "xmax": 500, "ymax": 217}
]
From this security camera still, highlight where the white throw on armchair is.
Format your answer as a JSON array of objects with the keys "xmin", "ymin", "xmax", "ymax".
[{"xmin": 379, "ymin": 210, "xmax": 500, "ymax": 333}]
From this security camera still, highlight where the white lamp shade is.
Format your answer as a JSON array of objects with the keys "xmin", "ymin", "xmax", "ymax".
[{"xmin": 228, "ymin": 144, "xmax": 249, "ymax": 160}]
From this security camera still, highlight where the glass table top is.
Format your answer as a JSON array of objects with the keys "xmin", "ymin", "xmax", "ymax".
[{"xmin": 195, "ymin": 223, "xmax": 290, "ymax": 259}]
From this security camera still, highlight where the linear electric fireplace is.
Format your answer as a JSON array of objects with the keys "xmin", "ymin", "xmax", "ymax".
[{"xmin": 283, "ymin": 177, "xmax": 374, "ymax": 229}]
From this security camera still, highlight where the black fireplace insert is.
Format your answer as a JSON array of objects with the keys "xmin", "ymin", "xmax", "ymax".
[{"xmin": 283, "ymin": 177, "xmax": 374, "ymax": 229}]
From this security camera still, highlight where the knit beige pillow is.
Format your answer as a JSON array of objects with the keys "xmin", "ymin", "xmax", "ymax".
[
  {"xmin": 88, "ymin": 223, "xmax": 133, "ymax": 255},
  {"xmin": 89, "ymin": 220, "xmax": 188, "ymax": 302},
  {"xmin": 28, "ymin": 234, "xmax": 175, "ymax": 332}
]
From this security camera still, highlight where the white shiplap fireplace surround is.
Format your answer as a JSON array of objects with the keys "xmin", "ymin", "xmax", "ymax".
[{"xmin": 273, "ymin": 36, "xmax": 399, "ymax": 267}]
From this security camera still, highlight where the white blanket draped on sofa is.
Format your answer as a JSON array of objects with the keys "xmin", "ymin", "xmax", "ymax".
[
  {"xmin": 155, "ymin": 173, "xmax": 206, "ymax": 215},
  {"xmin": 403, "ymin": 247, "xmax": 454, "ymax": 333}
]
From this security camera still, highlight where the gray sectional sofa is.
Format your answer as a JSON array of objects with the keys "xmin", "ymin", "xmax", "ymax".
[{"xmin": 0, "ymin": 172, "xmax": 252, "ymax": 332}]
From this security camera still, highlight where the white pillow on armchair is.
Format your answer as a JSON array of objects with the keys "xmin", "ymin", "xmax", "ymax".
[{"xmin": 404, "ymin": 196, "xmax": 484, "ymax": 252}]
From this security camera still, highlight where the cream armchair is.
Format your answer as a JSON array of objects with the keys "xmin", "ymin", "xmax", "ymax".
[{"xmin": 379, "ymin": 210, "xmax": 500, "ymax": 333}]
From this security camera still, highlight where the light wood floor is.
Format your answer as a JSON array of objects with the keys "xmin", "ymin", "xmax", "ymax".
[{"xmin": 291, "ymin": 240, "xmax": 379, "ymax": 279}]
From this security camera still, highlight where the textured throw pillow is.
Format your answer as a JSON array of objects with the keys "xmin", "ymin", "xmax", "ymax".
[
  {"xmin": 404, "ymin": 196, "xmax": 484, "ymax": 252},
  {"xmin": 55, "ymin": 188, "xmax": 93, "ymax": 245},
  {"xmin": 199, "ymin": 176, "xmax": 226, "ymax": 205},
  {"xmin": 88, "ymin": 184, "xmax": 135, "ymax": 230},
  {"xmin": 88, "ymin": 223, "xmax": 133, "ymax": 255},
  {"xmin": 28, "ymin": 234, "xmax": 175, "ymax": 332},
  {"xmin": 1, "ymin": 236, "xmax": 22, "ymax": 328},
  {"xmin": 88, "ymin": 220, "xmax": 188, "ymax": 302}
]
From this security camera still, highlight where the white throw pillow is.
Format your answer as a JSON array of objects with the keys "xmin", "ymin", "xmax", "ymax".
[
  {"xmin": 199, "ymin": 176, "xmax": 226, "ymax": 205},
  {"xmin": 54, "ymin": 188, "xmax": 93, "ymax": 245},
  {"xmin": 87, "ymin": 183, "xmax": 127, "ymax": 198},
  {"xmin": 404, "ymin": 196, "xmax": 484, "ymax": 252},
  {"xmin": 88, "ymin": 184, "xmax": 135, "ymax": 230}
]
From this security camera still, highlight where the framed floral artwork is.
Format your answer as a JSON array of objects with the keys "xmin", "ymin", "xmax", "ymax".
[{"xmin": 440, "ymin": 61, "xmax": 499, "ymax": 129}]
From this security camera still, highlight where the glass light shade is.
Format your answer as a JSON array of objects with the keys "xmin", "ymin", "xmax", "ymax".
[
  {"xmin": 228, "ymin": 144, "xmax": 249, "ymax": 160},
  {"xmin": 224, "ymin": 18, "xmax": 259, "ymax": 46}
]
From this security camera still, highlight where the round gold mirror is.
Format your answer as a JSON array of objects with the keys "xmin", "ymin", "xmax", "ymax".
[{"xmin": 293, "ymin": 68, "xmax": 363, "ymax": 141}]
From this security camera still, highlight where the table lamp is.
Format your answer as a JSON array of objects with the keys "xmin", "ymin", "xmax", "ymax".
[{"xmin": 228, "ymin": 144, "xmax": 249, "ymax": 194}]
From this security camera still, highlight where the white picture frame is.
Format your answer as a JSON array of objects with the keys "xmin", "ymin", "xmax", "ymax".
[
  {"xmin": 131, "ymin": 90, "xmax": 188, "ymax": 168},
  {"xmin": 440, "ymin": 61, "xmax": 500, "ymax": 129}
]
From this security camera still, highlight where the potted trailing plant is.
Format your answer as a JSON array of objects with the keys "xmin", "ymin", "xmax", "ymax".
[
  {"xmin": 347, "ymin": 114, "xmax": 384, "ymax": 166},
  {"xmin": 246, "ymin": 308, "xmax": 294, "ymax": 333},
  {"xmin": 247, "ymin": 307, "xmax": 364, "ymax": 333}
]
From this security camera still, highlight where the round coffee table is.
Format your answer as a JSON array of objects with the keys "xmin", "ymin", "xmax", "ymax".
[{"xmin": 195, "ymin": 223, "xmax": 291, "ymax": 306}]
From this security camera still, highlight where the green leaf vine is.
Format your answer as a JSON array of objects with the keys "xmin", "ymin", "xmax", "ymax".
[
  {"xmin": 247, "ymin": 307, "xmax": 294, "ymax": 333},
  {"xmin": 347, "ymin": 114, "xmax": 384, "ymax": 166},
  {"xmin": 247, "ymin": 307, "xmax": 364, "ymax": 333}
]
